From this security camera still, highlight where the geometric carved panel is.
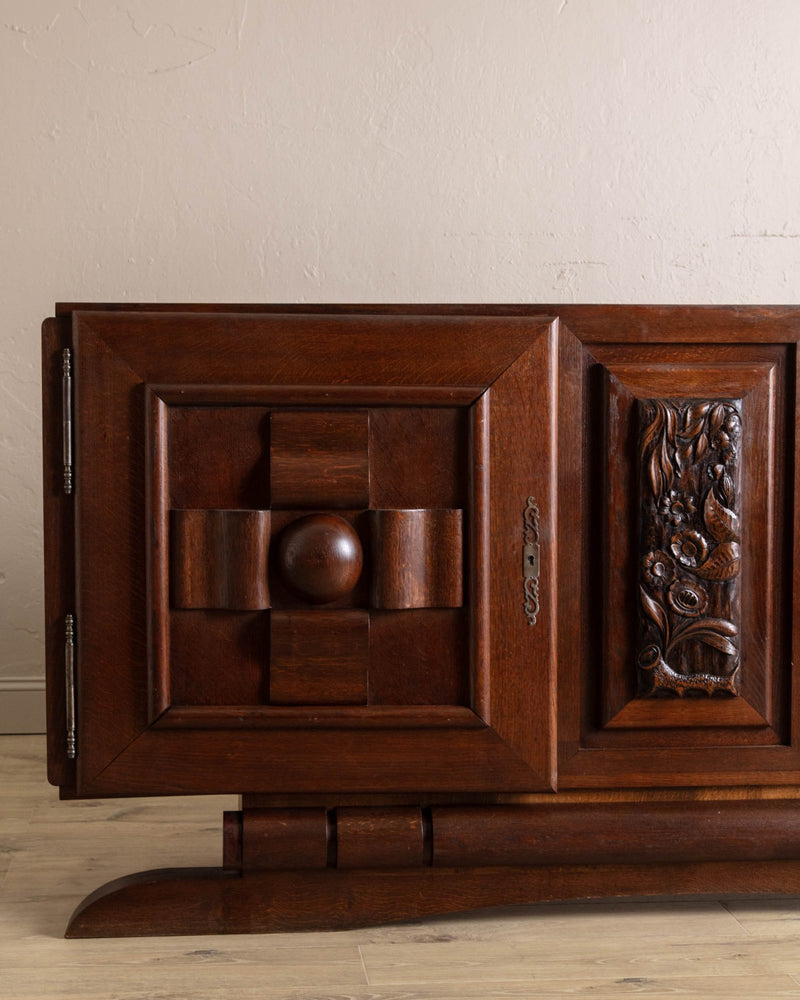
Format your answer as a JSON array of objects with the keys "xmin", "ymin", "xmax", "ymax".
[
  {"xmin": 59, "ymin": 308, "xmax": 558, "ymax": 796},
  {"xmin": 637, "ymin": 398, "xmax": 742, "ymax": 697},
  {"xmin": 170, "ymin": 508, "xmax": 271, "ymax": 610},
  {"xmin": 270, "ymin": 410, "xmax": 370, "ymax": 509},
  {"xmin": 269, "ymin": 610, "xmax": 369, "ymax": 705},
  {"xmin": 370, "ymin": 508, "xmax": 463, "ymax": 609}
]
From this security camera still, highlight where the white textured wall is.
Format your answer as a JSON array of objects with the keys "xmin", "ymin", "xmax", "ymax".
[{"xmin": 1, "ymin": 1, "xmax": 799, "ymax": 713}]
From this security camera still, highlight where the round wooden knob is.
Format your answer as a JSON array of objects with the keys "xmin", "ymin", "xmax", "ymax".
[{"xmin": 278, "ymin": 514, "xmax": 363, "ymax": 603}]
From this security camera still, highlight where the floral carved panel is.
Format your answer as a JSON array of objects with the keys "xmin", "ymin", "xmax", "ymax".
[{"xmin": 637, "ymin": 399, "xmax": 742, "ymax": 697}]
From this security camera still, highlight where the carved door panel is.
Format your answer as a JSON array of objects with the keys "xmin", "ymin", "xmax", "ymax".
[
  {"xmin": 44, "ymin": 310, "xmax": 559, "ymax": 797},
  {"xmin": 553, "ymin": 307, "xmax": 800, "ymax": 788}
]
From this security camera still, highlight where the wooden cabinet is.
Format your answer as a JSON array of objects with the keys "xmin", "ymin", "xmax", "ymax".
[{"xmin": 42, "ymin": 304, "xmax": 800, "ymax": 937}]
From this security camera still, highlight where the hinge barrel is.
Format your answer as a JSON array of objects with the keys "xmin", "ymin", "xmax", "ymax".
[
  {"xmin": 62, "ymin": 348, "xmax": 73, "ymax": 494},
  {"xmin": 65, "ymin": 614, "xmax": 76, "ymax": 760}
]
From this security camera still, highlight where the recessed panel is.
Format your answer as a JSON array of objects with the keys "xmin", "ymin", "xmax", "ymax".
[
  {"xmin": 269, "ymin": 610, "xmax": 369, "ymax": 705},
  {"xmin": 557, "ymin": 338, "xmax": 793, "ymax": 788},
  {"xmin": 637, "ymin": 398, "xmax": 742, "ymax": 698}
]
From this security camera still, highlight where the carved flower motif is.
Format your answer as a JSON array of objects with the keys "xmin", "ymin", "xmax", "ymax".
[
  {"xmin": 658, "ymin": 490, "xmax": 696, "ymax": 525},
  {"xmin": 667, "ymin": 580, "xmax": 708, "ymax": 617},
  {"xmin": 670, "ymin": 530, "xmax": 709, "ymax": 568},
  {"xmin": 642, "ymin": 550, "xmax": 675, "ymax": 588}
]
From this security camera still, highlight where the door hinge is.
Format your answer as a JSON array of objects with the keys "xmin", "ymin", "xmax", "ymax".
[
  {"xmin": 65, "ymin": 613, "xmax": 77, "ymax": 760},
  {"xmin": 62, "ymin": 348, "xmax": 73, "ymax": 495}
]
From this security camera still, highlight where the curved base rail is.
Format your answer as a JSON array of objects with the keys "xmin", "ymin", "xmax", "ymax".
[{"xmin": 66, "ymin": 861, "xmax": 800, "ymax": 938}]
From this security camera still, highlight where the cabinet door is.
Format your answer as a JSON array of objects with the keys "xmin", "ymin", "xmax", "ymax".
[
  {"xmin": 44, "ymin": 310, "xmax": 559, "ymax": 796},
  {"xmin": 553, "ymin": 306, "xmax": 800, "ymax": 788}
]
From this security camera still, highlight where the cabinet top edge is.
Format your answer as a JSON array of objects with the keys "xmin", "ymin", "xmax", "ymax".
[{"xmin": 55, "ymin": 302, "xmax": 800, "ymax": 317}]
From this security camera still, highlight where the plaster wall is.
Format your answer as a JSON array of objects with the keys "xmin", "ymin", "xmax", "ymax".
[{"xmin": 1, "ymin": 0, "xmax": 799, "ymax": 727}]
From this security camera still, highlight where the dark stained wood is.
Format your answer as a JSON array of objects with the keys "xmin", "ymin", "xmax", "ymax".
[
  {"xmin": 69, "ymin": 310, "xmax": 552, "ymax": 387},
  {"xmin": 270, "ymin": 410, "xmax": 370, "ymax": 509},
  {"xmin": 154, "ymin": 384, "xmax": 482, "ymax": 407},
  {"xmin": 557, "ymin": 343, "xmax": 790, "ymax": 787},
  {"xmin": 267, "ymin": 509, "xmax": 370, "ymax": 610},
  {"xmin": 367, "ymin": 609, "xmax": 468, "ymax": 706},
  {"xmin": 637, "ymin": 398, "xmax": 742, "ymax": 697},
  {"xmin": 269, "ymin": 610, "xmax": 369, "ymax": 705},
  {"xmin": 41, "ymin": 303, "xmax": 800, "ymax": 936},
  {"xmin": 59, "ymin": 725, "xmax": 541, "ymax": 796},
  {"xmin": 598, "ymin": 352, "xmax": 781, "ymax": 726},
  {"xmin": 146, "ymin": 390, "xmax": 170, "ymax": 720},
  {"xmin": 484, "ymin": 320, "xmax": 559, "ymax": 790},
  {"xmin": 222, "ymin": 810, "xmax": 242, "ymax": 870},
  {"xmin": 52, "ymin": 301, "xmax": 800, "ymax": 344},
  {"xmin": 155, "ymin": 704, "xmax": 481, "ymax": 729},
  {"xmin": 337, "ymin": 807, "xmax": 425, "ymax": 869},
  {"xmin": 368, "ymin": 407, "xmax": 468, "ymax": 510},
  {"xmin": 65, "ymin": 858, "xmax": 800, "ymax": 938},
  {"xmin": 370, "ymin": 509, "xmax": 463, "ymax": 609},
  {"xmin": 168, "ymin": 611, "xmax": 269, "ymax": 706},
  {"xmin": 241, "ymin": 808, "xmax": 329, "ymax": 871},
  {"xmin": 469, "ymin": 391, "xmax": 491, "ymax": 720},
  {"xmin": 170, "ymin": 509, "xmax": 271, "ymax": 610},
  {"xmin": 432, "ymin": 801, "xmax": 800, "ymax": 866},
  {"xmin": 73, "ymin": 320, "xmax": 151, "ymax": 789},
  {"xmin": 59, "ymin": 310, "xmax": 559, "ymax": 797},
  {"xmin": 168, "ymin": 405, "xmax": 270, "ymax": 511},
  {"xmin": 276, "ymin": 514, "xmax": 363, "ymax": 604}
]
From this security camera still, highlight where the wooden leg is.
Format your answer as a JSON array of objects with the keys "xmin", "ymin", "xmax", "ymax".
[{"xmin": 65, "ymin": 803, "xmax": 800, "ymax": 937}]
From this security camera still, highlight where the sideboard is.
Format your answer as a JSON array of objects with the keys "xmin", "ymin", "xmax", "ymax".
[{"xmin": 42, "ymin": 303, "xmax": 800, "ymax": 937}]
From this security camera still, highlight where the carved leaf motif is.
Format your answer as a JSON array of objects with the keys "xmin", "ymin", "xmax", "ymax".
[
  {"xmin": 640, "ymin": 586, "xmax": 668, "ymax": 639},
  {"xmin": 694, "ymin": 431, "xmax": 709, "ymax": 462},
  {"xmin": 704, "ymin": 490, "xmax": 740, "ymax": 544},
  {"xmin": 683, "ymin": 402, "xmax": 711, "ymax": 438},
  {"xmin": 668, "ymin": 617, "xmax": 738, "ymax": 657},
  {"xmin": 693, "ymin": 541, "xmax": 741, "ymax": 581},
  {"xmin": 720, "ymin": 473, "xmax": 734, "ymax": 509},
  {"xmin": 695, "ymin": 632, "xmax": 738, "ymax": 655},
  {"xmin": 672, "ymin": 616, "xmax": 737, "ymax": 640},
  {"xmin": 641, "ymin": 402, "xmax": 681, "ymax": 498},
  {"xmin": 708, "ymin": 403, "xmax": 726, "ymax": 435}
]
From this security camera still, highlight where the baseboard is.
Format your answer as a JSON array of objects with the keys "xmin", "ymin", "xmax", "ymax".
[{"xmin": 0, "ymin": 678, "xmax": 46, "ymax": 734}]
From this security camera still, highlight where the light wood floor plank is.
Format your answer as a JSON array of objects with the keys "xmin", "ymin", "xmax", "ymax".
[
  {"xmin": 360, "ymin": 938, "xmax": 775, "ymax": 985},
  {"xmin": 4, "ymin": 735, "xmax": 800, "ymax": 1000}
]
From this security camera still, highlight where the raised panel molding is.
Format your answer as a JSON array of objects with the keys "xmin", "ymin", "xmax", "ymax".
[{"xmin": 54, "ymin": 311, "xmax": 558, "ymax": 797}]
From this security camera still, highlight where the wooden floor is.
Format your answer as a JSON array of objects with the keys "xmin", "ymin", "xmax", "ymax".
[{"xmin": 5, "ymin": 736, "xmax": 800, "ymax": 999}]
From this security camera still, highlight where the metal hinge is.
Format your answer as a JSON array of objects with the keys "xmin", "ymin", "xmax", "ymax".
[
  {"xmin": 62, "ymin": 348, "xmax": 73, "ymax": 494},
  {"xmin": 65, "ymin": 613, "xmax": 77, "ymax": 760}
]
